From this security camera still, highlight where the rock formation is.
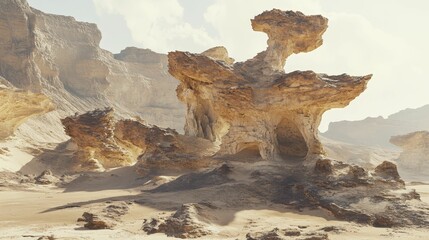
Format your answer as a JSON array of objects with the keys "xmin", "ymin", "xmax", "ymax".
[
  {"xmin": 0, "ymin": 0, "xmax": 184, "ymax": 171},
  {"xmin": 390, "ymin": 131, "xmax": 429, "ymax": 180},
  {"xmin": 143, "ymin": 203, "xmax": 215, "ymax": 238},
  {"xmin": 61, "ymin": 108, "xmax": 215, "ymax": 172},
  {"xmin": 0, "ymin": 77, "xmax": 54, "ymax": 140},
  {"xmin": 169, "ymin": 9, "xmax": 372, "ymax": 161},
  {"xmin": 246, "ymin": 228, "xmax": 329, "ymax": 240},
  {"xmin": 61, "ymin": 108, "xmax": 134, "ymax": 171},
  {"xmin": 78, "ymin": 202, "xmax": 130, "ymax": 230}
]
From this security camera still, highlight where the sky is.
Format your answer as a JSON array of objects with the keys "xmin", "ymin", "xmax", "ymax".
[{"xmin": 27, "ymin": 0, "xmax": 429, "ymax": 132}]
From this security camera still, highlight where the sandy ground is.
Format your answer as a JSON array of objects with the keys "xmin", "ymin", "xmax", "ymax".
[{"xmin": 0, "ymin": 183, "xmax": 428, "ymax": 240}]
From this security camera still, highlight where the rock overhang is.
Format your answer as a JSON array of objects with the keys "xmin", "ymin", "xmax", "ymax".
[{"xmin": 168, "ymin": 9, "xmax": 372, "ymax": 161}]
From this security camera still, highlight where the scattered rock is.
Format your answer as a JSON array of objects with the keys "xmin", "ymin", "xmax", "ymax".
[
  {"xmin": 284, "ymin": 228, "xmax": 301, "ymax": 236},
  {"xmin": 37, "ymin": 236, "xmax": 56, "ymax": 240},
  {"xmin": 374, "ymin": 161, "xmax": 402, "ymax": 182},
  {"xmin": 246, "ymin": 228, "xmax": 285, "ymax": 240},
  {"xmin": 79, "ymin": 202, "xmax": 129, "ymax": 230},
  {"xmin": 35, "ymin": 170, "xmax": 58, "ymax": 185},
  {"xmin": 373, "ymin": 214, "xmax": 397, "ymax": 228},
  {"xmin": 319, "ymin": 226, "xmax": 345, "ymax": 233},
  {"xmin": 143, "ymin": 203, "xmax": 214, "ymax": 238},
  {"xmin": 314, "ymin": 159, "xmax": 333, "ymax": 174},
  {"xmin": 81, "ymin": 212, "xmax": 115, "ymax": 229}
]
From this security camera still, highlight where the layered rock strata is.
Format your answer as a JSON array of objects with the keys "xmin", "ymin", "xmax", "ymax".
[
  {"xmin": 169, "ymin": 9, "xmax": 372, "ymax": 161},
  {"xmin": 0, "ymin": 0, "xmax": 184, "ymax": 149},
  {"xmin": 0, "ymin": 77, "xmax": 54, "ymax": 139},
  {"xmin": 61, "ymin": 108, "xmax": 214, "ymax": 172}
]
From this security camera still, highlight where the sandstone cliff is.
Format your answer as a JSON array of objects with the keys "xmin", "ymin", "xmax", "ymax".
[
  {"xmin": 0, "ymin": 0, "xmax": 184, "ymax": 171},
  {"xmin": 169, "ymin": 10, "xmax": 371, "ymax": 161},
  {"xmin": 390, "ymin": 131, "xmax": 429, "ymax": 180},
  {"xmin": 0, "ymin": 76, "xmax": 54, "ymax": 140}
]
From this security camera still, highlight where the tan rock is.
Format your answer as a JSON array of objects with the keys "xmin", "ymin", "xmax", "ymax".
[
  {"xmin": 201, "ymin": 46, "xmax": 234, "ymax": 65},
  {"xmin": 143, "ymin": 203, "xmax": 214, "ymax": 238},
  {"xmin": 61, "ymin": 108, "xmax": 215, "ymax": 172},
  {"xmin": 61, "ymin": 108, "xmax": 134, "ymax": 171},
  {"xmin": 168, "ymin": 9, "xmax": 371, "ymax": 161},
  {"xmin": 0, "ymin": 77, "xmax": 54, "ymax": 140}
]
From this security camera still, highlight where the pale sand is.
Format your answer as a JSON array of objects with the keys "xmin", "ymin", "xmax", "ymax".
[{"xmin": 0, "ymin": 184, "xmax": 428, "ymax": 239}]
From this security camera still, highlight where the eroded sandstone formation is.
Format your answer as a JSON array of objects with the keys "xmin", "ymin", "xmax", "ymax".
[
  {"xmin": 61, "ymin": 108, "xmax": 134, "ymax": 171},
  {"xmin": 169, "ymin": 9, "xmax": 372, "ymax": 161},
  {"xmin": 61, "ymin": 108, "xmax": 215, "ymax": 172},
  {"xmin": 0, "ymin": 0, "xmax": 184, "ymax": 150},
  {"xmin": 0, "ymin": 77, "xmax": 54, "ymax": 139},
  {"xmin": 390, "ymin": 131, "xmax": 429, "ymax": 180}
]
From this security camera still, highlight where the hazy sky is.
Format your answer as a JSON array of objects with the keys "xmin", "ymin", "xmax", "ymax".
[{"xmin": 28, "ymin": 0, "xmax": 429, "ymax": 131}]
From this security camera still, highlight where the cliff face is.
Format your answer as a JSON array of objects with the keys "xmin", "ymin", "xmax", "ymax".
[
  {"xmin": 0, "ymin": 0, "xmax": 184, "ymax": 170},
  {"xmin": 169, "ymin": 10, "xmax": 371, "ymax": 161},
  {"xmin": 390, "ymin": 131, "xmax": 429, "ymax": 180},
  {"xmin": 0, "ymin": 77, "xmax": 54, "ymax": 140}
]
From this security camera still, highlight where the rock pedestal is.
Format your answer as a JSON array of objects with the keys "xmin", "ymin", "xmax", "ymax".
[{"xmin": 168, "ymin": 10, "xmax": 372, "ymax": 161}]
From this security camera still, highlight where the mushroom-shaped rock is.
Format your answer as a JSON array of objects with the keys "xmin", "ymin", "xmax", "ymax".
[{"xmin": 168, "ymin": 9, "xmax": 372, "ymax": 161}]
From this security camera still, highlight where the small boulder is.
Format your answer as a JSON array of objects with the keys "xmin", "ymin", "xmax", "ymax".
[
  {"xmin": 35, "ymin": 170, "xmax": 58, "ymax": 185},
  {"xmin": 81, "ymin": 212, "xmax": 116, "ymax": 229}
]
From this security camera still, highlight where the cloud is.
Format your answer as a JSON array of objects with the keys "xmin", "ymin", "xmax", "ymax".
[{"xmin": 92, "ymin": 0, "xmax": 217, "ymax": 53}]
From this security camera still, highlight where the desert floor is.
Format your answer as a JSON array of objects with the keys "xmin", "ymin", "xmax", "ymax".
[{"xmin": 0, "ymin": 179, "xmax": 428, "ymax": 240}]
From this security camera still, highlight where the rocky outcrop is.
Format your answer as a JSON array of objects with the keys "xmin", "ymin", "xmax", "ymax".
[
  {"xmin": 390, "ymin": 131, "xmax": 429, "ymax": 180},
  {"xmin": 143, "ymin": 203, "xmax": 215, "ymax": 238},
  {"xmin": 34, "ymin": 169, "xmax": 58, "ymax": 185},
  {"xmin": 0, "ymin": 77, "xmax": 54, "ymax": 139},
  {"xmin": 79, "ymin": 202, "xmax": 130, "ymax": 230},
  {"xmin": 61, "ymin": 108, "xmax": 134, "ymax": 171},
  {"xmin": 169, "ymin": 9, "xmax": 371, "ymax": 161},
  {"xmin": 61, "ymin": 108, "xmax": 215, "ymax": 172},
  {"xmin": 246, "ymin": 228, "xmax": 329, "ymax": 240},
  {"xmin": 116, "ymin": 119, "xmax": 216, "ymax": 174},
  {"xmin": 0, "ymin": 0, "xmax": 184, "ymax": 167}
]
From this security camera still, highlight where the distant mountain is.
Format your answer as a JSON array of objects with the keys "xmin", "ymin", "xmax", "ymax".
[{"xmin": 322, "ymin": 104, "xmax": 429, "ymax": 148}]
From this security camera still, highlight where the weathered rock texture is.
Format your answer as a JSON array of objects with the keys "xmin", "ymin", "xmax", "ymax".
[
  {"xmin": 0, "ymin": 77, "xmax": 54, "ymax": 139},
  {"xmin": 169, "ymin": 9, "xmax": 371, "ymax": 161},
  {"xmin": 143, "ymin": 203, "xmax": 215, "ymax": 238},
  {"xmin": 61, "ymin": 108, "xmax": 134, "ymax": 171},
  {"xmin": 79, "ymin": 202, "xmax": 130, "ymax": 230},
  {"xmin": 0, "ymin": 0, "xmax": 184, "ymax": 171},
  {"xmin": 136, "ymin": 9, "xmax": 429, "ymax": 238},
  {"xmin": 390, "ymin": 131, "xmax": 429, "ymax": 180},
  {"xmin": 61, "ymin": 108, "xmax": 214, "ymax": 172}
]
